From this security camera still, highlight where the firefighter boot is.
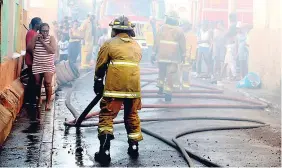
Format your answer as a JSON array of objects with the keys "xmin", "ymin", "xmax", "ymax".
[
  {"xmin": 164, "ymin": 93, "xmax": 172, "ymax": 102},
  {"xmin": 127, "ymin": 140, "xmax": 139, "ymax": 158},
  {"xmin": 158, "ymin": 87, "xmax": 163, "ymax": 95},
  {"xmin": 94, "ymin": 134, "xmax": 113, "ymax": 165}
]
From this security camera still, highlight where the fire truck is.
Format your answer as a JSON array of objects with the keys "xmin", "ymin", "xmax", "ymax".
[
  {"xmin": 96, "ymin": 0, "xmax": 166, "ymax": 61},
  {"xmin": 191, "ymin": 0, "xmax": 253, "ymax": 27}
]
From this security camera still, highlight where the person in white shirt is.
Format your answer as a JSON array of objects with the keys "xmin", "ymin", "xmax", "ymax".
[
  {"xmin": 95, "ymin": 28, "xmax": 110, "ymax": 59},
  {"xmin": 196, "ymin": 21, "xmax": 212, "ymax": 77},
  {"xmin": 58, "ymin": 34, "xmax": 69, "ymax": 61},
  {"xmin": 98, "ymin": 28, "xmax": 110, "ymax": 48}
]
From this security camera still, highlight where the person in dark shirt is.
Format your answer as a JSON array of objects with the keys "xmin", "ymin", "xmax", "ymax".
[{"xmin": 24, "ymin": 17, "xmax": 42, "ymax": 123}]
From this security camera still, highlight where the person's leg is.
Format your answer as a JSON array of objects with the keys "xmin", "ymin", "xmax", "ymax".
[
  {"xmin": 123, "ymin": 98, "xmax": 142, "ymax": 158},
  {"xmin": 25, "ymin": 66, "xmax": 37, "ymax": 119},
  {"xmin": 229, "ymin": 60, "xmax": 237, "ymax": 80},
  {"xmin": 164, "ymin": 63, "xmax": 177, "ymax": 101},
  {"xmin": 95, "ymin": 97, "xmax": 123, "ymax": 164},
  {"xmin": 32, "ymin": 73, "xmax": 44, "ymax": 121},
  {"xmin": 220, "ymin": 63, "xmax": 228, "ymax": 79},
  {"xmin": 196, "ymin": 48, "xmax": 203, "ymax": 75},
  {"xmin": 43, "ymin": 72, "xmax": 54, "ymax": 111},
  {"xmin": 157, "ymin": 62, "xmax": 166, "ymax": 94},
  {"xmin": 202, "ymin": 47, "xmax": 212, "ymax": 77},
  {"xmin": 172, "ymin": 63, "xmax": 181, "ymax": 90},
  {"xmin": 69, "ymin": 41, "xmax": 81, "ymax": 65},
  {"xmin": 240, "ymin": 60, "xmax": 248, "ymax": 79}
]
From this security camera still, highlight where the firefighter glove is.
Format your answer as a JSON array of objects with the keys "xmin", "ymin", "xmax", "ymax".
[{"xmin": 94, "ymin": 77, "xmax": 104, "ymax": 95}]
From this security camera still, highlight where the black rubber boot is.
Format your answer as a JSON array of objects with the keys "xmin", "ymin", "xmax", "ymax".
[
  {"xmin": 157, "ymin": 88, "xmax": 163, "ymax": 95},
  {"xmin": 94, "ymin": 134, "xmax": 114, "ymax": 165},
  {"xmin": 127, "ymin": 140, "xmax": 139, "ymax": 158}
]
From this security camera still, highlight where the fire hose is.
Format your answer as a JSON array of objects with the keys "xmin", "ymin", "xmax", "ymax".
[{"xmin": 63, "ymin": 68, "xmax": 268, "ymax": 167}]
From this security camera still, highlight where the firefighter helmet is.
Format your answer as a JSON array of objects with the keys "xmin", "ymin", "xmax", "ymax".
[{"xmin": 109, "ymin": 16, "xmax": 135, "ymax": 30}]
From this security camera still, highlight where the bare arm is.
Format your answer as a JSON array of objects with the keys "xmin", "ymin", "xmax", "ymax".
[
  {"xmin": 27, "ymin": 35, "xmax": 38, "ymax": 53},
  {"xmin": 40, "ymin": 36, "xmax": 56, "ymax": 54}
]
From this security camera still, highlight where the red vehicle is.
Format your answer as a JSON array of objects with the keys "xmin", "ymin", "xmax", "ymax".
[
  {"xmin": 191, "ymin": 0, "xmax": 253, "ymax": 27},
  {"xmin": 96, "ymin": 0, "xmax": 166, "ymax": 61}
]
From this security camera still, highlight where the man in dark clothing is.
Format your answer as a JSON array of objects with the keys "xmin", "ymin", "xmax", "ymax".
[{"xmin": 24, "ymin": 17, "xmax": 42, "ymax": 123}]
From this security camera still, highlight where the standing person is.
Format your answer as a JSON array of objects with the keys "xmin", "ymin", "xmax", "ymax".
[
  {"xmin": 58, "ymin": 34, "xmax": 69, "ymax": 61},
  {"xmin": 93, "ymin": 16, "xmax": 142, "ymax": 165},
  {"xmin": 95, "ymin": 28, "xmax": 109, "ymax": 60},
  {"xmin": 182, "ymin": 21, "xmax": 197, "ymax": 89},
  {"xmin": 24, "ymin": 17, "xmax": 42, "ymax": 122},
  {"xmin": 62, "ymin": 22, "xmax": 70, "ymax": 41},
  {"xmin": 196, "ymin": 21, "xmax": 213, "ymax": 77},
  {"xmin": 97, "ymin": 28, "xmax": 109, "ymax": 49},
  {"xmin": 212, "ymin": 21, "xmax": 226, "ymax": 81},
  {"xmin": 221, "ymin": 32, "xmax": 237, "ymax": 80},
  {"xmin": 68, "ymin": 20, "xmax": 83, "ymax": 65},
  {"xmin": 237, "ymin": 24, "xmax": 248, "ymax": 79},
  {"xmin": 152, "ymin": 10, "xmax": 186, "ymax": 101},
  {"xmin": 27, "ymin": 23, "xmax": 57, "ymax": 112},
  {"xmin": 79, "ymin": 13, "xmax": 95, "ymax": 69}
]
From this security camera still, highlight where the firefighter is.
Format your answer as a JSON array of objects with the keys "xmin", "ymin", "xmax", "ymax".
[
  {"xmin": 152, "ymin": 10, "xmax": 186, "ymax": 101},
  {"xmin": 79, "ymin": 12, "xmax": 95, "ymax": 69},
  {"xmin": 182, "ymin": 21, "xmax": 197, "ymax": 88},
  {"xmin": 93, "ymin": 16, "xmax": 143, "ymax": 165}
]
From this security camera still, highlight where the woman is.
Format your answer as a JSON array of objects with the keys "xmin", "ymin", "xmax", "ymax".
[
  {"xmin": 69, "ymin": 20, "xmax": 83, "ymax": 65},
  {"xmin": 28, "ymin": 23, "xmax": 56, "ymax": 111}
]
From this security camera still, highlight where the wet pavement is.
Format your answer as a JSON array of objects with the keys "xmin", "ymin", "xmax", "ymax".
[{"xmin": 0, "ymin": 68, "xmax": 281, "ymax": 167}]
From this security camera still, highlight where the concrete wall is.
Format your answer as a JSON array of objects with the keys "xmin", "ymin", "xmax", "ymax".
[
  {"xmin": 0, "ymin": 0, "xmax": 25, "ymax": 145},
  {"xmin": 26, "ymin": 0, "xmax": 58, "ymax": 36},
  {"xmin": 248, "ymin": 0, "xmax": 281, "ymax": 93}
]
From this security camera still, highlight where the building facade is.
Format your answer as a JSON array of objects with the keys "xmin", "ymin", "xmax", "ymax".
[
  {"xmin": 248, "ymin": 0, "xmax": 281, "ymax": 93},
  {"xmin": 0, "ymin": 0, "xmax": 26, "ymax": 145}
]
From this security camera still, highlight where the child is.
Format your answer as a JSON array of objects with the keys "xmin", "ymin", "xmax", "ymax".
[
  {"xmin": 221, "ymin": 33, "xmax": 237, "ymax": 81},
  {"xmin": 58, "ymin": 34, "xmax": 69, "ymax": 61}
]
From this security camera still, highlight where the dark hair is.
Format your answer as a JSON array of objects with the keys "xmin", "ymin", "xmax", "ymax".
[
  {"xmin": 40, "ymin": 23, "xmax": 50, "ymax": 31},
  {"xmin": 30, "ymin": 17, "xmax": 42, "ymax": 28},
  {"xmin": 112, "ymin": 29, "xmax": 135, "ymax": 37}
]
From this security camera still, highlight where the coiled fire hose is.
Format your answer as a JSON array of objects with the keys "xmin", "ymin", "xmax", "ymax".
[{"xmin": 63, "ymin": 68, "xmax": 268, "ymax": 167}]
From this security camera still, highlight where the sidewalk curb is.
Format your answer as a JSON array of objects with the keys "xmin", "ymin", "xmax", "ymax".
[
  {"xmin": 237, "ymin": 89, "xmax": 280, "ymax": 109},
  {"xmin": 38, "ymin": 102, "xmax": 55, "ymax": 167}
]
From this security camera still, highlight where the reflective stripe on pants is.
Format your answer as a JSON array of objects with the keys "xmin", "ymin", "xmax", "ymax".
[
  {"xmin": 98, "ymin": 97, "xmax": 143, "ymax": 142},
  {"xmin": 158, "ymin": 62, "xmax": 180, "ymax": 94}
]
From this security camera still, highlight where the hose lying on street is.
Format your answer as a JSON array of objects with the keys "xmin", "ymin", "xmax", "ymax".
[{"xmin": 63, "ymin": 69, "xmax": 268, "ymax": 167}]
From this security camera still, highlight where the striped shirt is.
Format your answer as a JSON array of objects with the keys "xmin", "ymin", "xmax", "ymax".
[{"xmin": 32, "ymin": 35, "xmax": 55, "ymax": 74}]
